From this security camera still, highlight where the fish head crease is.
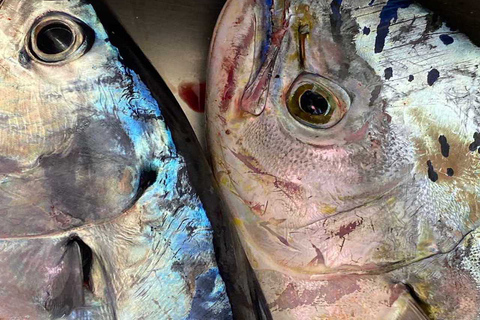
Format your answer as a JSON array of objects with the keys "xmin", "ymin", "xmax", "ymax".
[
  {"xmin": 0, "ymin": 0, "xmax": 231, "ymax": 319},
  {"xmin": 207, "ymin": 0, "xmax": 480, "ymax": 277}
]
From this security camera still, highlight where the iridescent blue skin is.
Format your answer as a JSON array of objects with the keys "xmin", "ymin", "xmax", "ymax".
[{"xmin": 0, "ymin": 0, "xmax": 232, "ymax": 318}]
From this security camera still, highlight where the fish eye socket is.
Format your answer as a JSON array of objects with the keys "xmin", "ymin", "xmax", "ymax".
[
  {"xmin": 27, "ymin": 13, "xmax": 92, "ymax": 64},
  {"xmin": 287, "ymin": 82, "xmax": 347, "ymax": 129}
]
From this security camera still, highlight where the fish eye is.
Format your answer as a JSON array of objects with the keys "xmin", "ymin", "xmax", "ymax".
[
  {"xmin": 286, "ymin": 76, "xmax": 349, "ymax": 129},
  {"xmin": 26, "ymin": 13, "xmax": 92, "ymax": 64},
  {"xmin": 37, "ymin": 23, "xmax": 74, "ymax": 55}
]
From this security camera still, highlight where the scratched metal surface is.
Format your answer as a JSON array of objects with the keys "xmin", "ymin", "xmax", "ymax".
[
  {"xmin": 102, "ymin": 0, "xmax": 479, "ymax": 149},
  {"xmin": 102, "ymin": 0, "xmax": 226, "ymax": 148}
]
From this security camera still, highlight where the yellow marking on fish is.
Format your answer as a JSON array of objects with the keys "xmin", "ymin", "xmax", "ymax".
[
  {"xmin": 409, "ymin": 107, "xmax": 480, "ymax": 180},
  {"xmin": 295, "ymin": 4, "xmax": 313, "ymax": 29},
  {"xmin": 416, "ymin": 223, "xmax": 437, "ymax": 257},
  {"xmin": 287, "ymin": 52, "xmax": 299, "ymax": 63},
  {"xmin": 220, "ymin": 174, "xmax": 229, "ymax": 186},
  {"xmin": 386, "ymin": 196, "xmax": 396, "ymax": 206},
  {"xmin": 322, "ymin": 204, "xmax": 337, "ymax": 215},
  {"xmin": 408, "ymin": 106, "xmax": 480, "ymax": 227},
  {"xmin": 234, "ymin": 218, "xmax": 244, "ymax": 227},
  {"xmin": 414, "ymin": 283, "xmax": 445, "ymax": 319},
  {"xmin": 285, "ymin": 4, "xmax": 314, "ymax": 68},
  {"xmin": 410, "ymin": 283, "xmax": 442, "ymax": 320},
  {"xmin": 414, "ymin": 282, "xmax": 431, "ymax": 300}
]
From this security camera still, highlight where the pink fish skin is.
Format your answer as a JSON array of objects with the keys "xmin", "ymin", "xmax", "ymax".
[{"xmin": 207, "ymin": 0, "xmax": 480, "ymax": 318}]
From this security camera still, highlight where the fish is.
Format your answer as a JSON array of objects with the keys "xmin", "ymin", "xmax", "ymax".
[
  {"xmin": 0, "ymin": 0, "xmax": 251, "ymax": 318},
  {"xmin": 207, "ymin": 0, "xmax": 480, "ymax": 318}
]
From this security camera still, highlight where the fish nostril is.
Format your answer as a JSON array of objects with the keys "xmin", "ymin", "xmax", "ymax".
[{"xmin": 36, "ymin": 23, "xmax": 74, "ymax": 55}]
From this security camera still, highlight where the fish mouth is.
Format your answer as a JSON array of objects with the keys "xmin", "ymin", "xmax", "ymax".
[
  {"xmin": 0, "ymin": 234, "xmax": 116, "ymax": 320},
  {"xmin": 60, "ymin": 236, "xmax": 117, "ymax": 320},
  {"xmin": 0, "ymin": 161, "xmax": 161, "ymax": 319},
  {"xmin": 0, "ymin": 152, "xmax": 161, "ymax": 318}
]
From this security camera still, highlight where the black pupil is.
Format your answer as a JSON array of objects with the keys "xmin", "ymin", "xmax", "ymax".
[
  {"xmin": 37, "ymin": 23, "xmax": 74, "ymax": 55},
  {"xmin": 299, "ymin": 90, "xmax": 329, "ymax": 115}
]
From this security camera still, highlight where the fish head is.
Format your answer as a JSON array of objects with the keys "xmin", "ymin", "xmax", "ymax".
[
  {"xmin": 207, "ymin": 0, "xmax": 480, "ymax": 276},
  {"xmin": 0, "ymin": 0, "xmax": 164, "ymax": 236},
  {"xmin": 0, "ymin": 0, "xmax": 231, "ymax": 318}
]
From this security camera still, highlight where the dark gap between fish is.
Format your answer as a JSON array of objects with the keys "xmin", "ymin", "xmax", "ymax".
[
  {"xmin": 133, "ymin": 168, "xmax": 158, "ymax": 203},
  {"xmin": 68, "ymin": 235, "xmax": 93, "ymax": 290}
]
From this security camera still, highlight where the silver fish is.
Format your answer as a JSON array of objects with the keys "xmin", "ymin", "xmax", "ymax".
[
  {"xmin": 0, "ymin": 0, "xmax": 238, "ymax": 318},
  {"xmin": 207, "ymin": 0, "xmax": 480, "ymax": 318}
]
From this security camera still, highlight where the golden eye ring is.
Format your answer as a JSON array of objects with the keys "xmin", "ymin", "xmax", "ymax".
[{"xmin": 286, "ymin": 77, "xmax": 349, "ymax": 129}]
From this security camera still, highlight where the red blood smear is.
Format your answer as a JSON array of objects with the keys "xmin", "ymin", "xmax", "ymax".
[{"xmin": 178, "ymin": 82, "xmax": 206, "ymax": 113}]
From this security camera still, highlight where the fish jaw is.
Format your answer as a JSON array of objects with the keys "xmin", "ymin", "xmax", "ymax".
[
  {"xmin": 208, "ymin": 0, "xmax": 480, "ymax": 278},
  {"xmin": 0, "ymin": 161, "xmax": 230, "ymax": 319},
  {"xmin": 74, "ymin": 155, "xmax": 231, "ymax": 320},
  {"xmin": 0, "ymin": 0, "xmax": 232, "ymax": 318}
]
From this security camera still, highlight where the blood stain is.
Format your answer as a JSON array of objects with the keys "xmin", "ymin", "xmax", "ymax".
[{"xmin": 178, "ymin": 81, "xmax": 206, "ymax": 113}]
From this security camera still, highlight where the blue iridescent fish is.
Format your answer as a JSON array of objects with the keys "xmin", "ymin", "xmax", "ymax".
[{"xmin": 0, "ymin": 0, "xmax": 257, "ymax": 318}]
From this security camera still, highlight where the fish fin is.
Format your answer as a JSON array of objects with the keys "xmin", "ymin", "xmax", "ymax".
[
  {"xmin": 396, "ymin": 297, "xmax": 431, "ymax": 320},
  {"xmin": 45, "ymin": 240, "xmax": 85, "ymax": 318},
  {"xmin": 386, "ymin": 291, "xmax": 431, "ymax": 320},
  {"xmin": 240, "ymin": 45, "xmax": 278, "ymax": 115},
  {"xmin": 240, "ymin": 2, "xmax": 289, "ymax": 116}
]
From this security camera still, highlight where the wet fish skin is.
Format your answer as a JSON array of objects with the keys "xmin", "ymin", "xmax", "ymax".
[
  {"xmin": 0, "ymin": 0, "xmax": 233, "ymax": 318},
  {"xmin": 207, "ymin": 0, "xmax": 480, "ymax": 318},
  {"xmin": 92, "ymin": 1, "xmax": 271, "ymax": 318}
]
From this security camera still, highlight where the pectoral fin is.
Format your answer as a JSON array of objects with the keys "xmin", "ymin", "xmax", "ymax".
[
  {"xmin": 45, "ymin": 240, "xmax": 85, "ymax": 318},
  {"xmin": 386, "ymin": 291, "xmax": 431, "ymax": 320}
]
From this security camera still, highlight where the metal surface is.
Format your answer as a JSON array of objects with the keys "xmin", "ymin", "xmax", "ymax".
[
  {"xmin": 102, "ymin": 0, "xmax": 225, "ymax": 148},
  {"xmin": 417, "ymin": 0, "xmax": 480, "ymax": 46}
]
